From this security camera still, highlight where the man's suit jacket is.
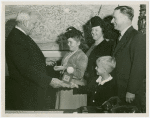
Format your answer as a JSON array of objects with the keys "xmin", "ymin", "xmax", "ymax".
[
  {"xmin": 6, "ymin": 28, "xmax": 52, "ymax": 110},
  {"xmin": 112, "ymin": 26, "xmax": 146, "ymax": 108}
]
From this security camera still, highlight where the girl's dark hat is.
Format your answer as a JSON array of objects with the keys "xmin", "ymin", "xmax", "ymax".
[{"xmin": 91, "ymin": 16, "xmax": 104, "ymax": 28}]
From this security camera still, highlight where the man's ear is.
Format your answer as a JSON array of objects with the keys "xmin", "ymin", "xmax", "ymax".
[{"xmin": 124, "ymin": 15, "xmax": 129, "ymax": 21}]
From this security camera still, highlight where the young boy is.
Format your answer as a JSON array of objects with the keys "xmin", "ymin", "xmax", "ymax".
[{"xmin": 73, "ymin": 56, "xmax": 117, "ymax": 106}]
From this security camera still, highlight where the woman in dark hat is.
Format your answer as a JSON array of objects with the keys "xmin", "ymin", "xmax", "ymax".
[
  {"xmin": 84, "ymin": 16, "xmax": 115, "ymax": 106},
  {"xmin": 85, "ymin": 16, "xmax": 114, "ymax": 83}
]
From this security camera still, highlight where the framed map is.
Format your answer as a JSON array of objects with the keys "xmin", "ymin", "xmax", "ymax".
[{"xmin": 5, "ymin": 5, "xmax": 117, "ymax": 50}]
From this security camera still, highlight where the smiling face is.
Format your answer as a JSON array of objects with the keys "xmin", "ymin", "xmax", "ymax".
[
  {"xmin": 91, "ymin": 26, "xmax": 103, "ymax": 41},
  {"xmin": 67, "ymin": 38, "xmax": 80, "ymax": 51},
  {"xmin": 111, "ymin": 10, "xmax": 127, "ymax": 32}
]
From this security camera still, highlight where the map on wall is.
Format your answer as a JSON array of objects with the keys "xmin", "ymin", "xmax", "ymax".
[{"xmin": 5, "ymin": 5, "xmax": 117, "ymax": 50}]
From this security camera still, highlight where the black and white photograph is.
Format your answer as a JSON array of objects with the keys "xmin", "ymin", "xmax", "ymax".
[{"xmin": 1, "ymin": 1, "xmax": 148, "ymax": 117}]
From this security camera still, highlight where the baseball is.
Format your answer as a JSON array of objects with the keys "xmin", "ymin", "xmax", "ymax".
[{"xmin": 67, "ymin": 67, "xmax": 74, "ymax": 74}]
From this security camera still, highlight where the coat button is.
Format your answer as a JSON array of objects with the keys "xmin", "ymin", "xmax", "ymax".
[
  {"xmin": 95, "ymin": 91, "xmax": 96, "ymax": 94},
  {"xmin": 93, "ymin": 100, "xmax": 95, "ymax": 102}
]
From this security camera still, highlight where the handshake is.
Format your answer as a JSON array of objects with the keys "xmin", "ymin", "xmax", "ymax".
[{"xmin": 50, "ymin": 78, "xmax": 78, "ymax": 88}]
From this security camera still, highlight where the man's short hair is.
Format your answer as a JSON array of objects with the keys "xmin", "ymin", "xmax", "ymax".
[
  {"xmin": 115, "ymin": 6, "xmax": 134, "ymax": 21},
  {"xmin": 16, "ymin": 11, "xmax": 31, "ymax": 24}
]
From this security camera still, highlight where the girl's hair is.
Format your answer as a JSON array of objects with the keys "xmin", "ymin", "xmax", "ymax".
[
  {"xmin": 96, "ymin": 56, "xmax": 116, "ymax": 73},
  {"xmin": 65, "ymin": 26, "xmax": 84, "ymax": 43},
  {"xmin": 64, "ymin": 26, "xmax": 89, "ymax": 52}
]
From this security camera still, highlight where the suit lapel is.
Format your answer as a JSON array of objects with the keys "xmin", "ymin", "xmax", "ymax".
[{"xmin": 113, "ymin": 26, "xmax": 134, "ymax": 56}]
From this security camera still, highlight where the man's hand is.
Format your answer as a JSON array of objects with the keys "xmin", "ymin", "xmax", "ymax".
[
  {"xmin": 70, "ymin": 82, "xmax": 79, "ymax": 88},
  {"xmin": 46, "ymin": 58, "xmax": 56, "ymax": 66},
  {"xmin": 61, "ymin": 82, "xmax": 71, "ymax": 88},
  {"xmin": 50, "ymin": 78, "xmax": 63, "ymax": 88},
  {"xmin": 126, "ymin": 92, "xmax": 135, "ymax": 103},
  {"xmin": 46, "ymin": 61, "xmax": 56, "ymax": 66}
]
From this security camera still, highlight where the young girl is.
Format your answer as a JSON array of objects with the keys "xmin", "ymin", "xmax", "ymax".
[
  {"xmin": 74, "ymin": 56, "xmax": 117, "ymax": 106},
  {"xmin": 55, "ymin": 27, "xmax": 88, "ymax": 109}
]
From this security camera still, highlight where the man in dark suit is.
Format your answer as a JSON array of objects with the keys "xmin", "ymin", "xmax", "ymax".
[
  {"xmin": 5, "ymin": 11, "xmax": 66, "ymax": 110},
  {"xmin": 111, "ymin": 6, "xmax": 146, "ymax": 111}
]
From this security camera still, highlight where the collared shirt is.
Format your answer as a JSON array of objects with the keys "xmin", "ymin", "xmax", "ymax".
[
  {"xmin": 119, "ymin": 25, "xmax": 132, "ymax": 41},
  {"xmin": 15, "ymin": 26, "xmax": 27, "ymax": 35},
  {"xmin": 96, "ymin": 75, "xmax": 113, "ymax": 85}
]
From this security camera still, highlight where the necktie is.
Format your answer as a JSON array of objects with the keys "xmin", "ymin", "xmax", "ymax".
[{"xmin": 116, "ymin": 33, "xmax": 121, "ymax": 44}]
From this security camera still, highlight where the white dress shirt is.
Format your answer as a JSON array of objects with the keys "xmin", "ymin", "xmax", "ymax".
[
  {"xmin": 96, "ymin": 75, "xmax": 113, "ymax": 85},
  {"xmin": 15, "ymin": 26, "xmax": 27, "ymax": 35}
]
